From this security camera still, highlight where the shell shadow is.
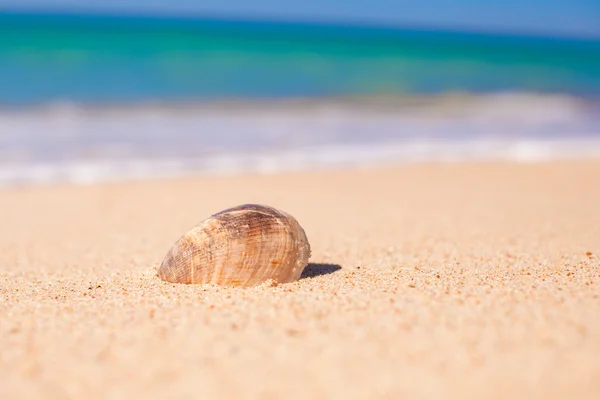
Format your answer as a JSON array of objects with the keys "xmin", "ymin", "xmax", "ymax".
[{"xmin": 300, "ymin": 263, "xmax": 342, "ymax": 279}]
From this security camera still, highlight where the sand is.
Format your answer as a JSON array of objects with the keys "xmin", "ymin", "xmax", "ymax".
[{"xmin": 1, "ymin": 160, "xmax": 599, "ymax": 399}]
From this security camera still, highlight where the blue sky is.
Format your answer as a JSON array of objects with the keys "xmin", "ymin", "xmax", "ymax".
[{"xmin": 1, "ymin": 0, "xmax": 599, "ymax": 38}]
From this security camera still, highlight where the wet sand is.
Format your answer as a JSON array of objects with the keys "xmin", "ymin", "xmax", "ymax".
[{"xmin": 1, "ymin": 161, "xmax": 599, "ymax": 399}]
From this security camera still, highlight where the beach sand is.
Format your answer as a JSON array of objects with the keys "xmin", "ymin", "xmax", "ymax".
[{"xmin": 1, "ymin": 160, "xmax": 599, "ymax": 399}]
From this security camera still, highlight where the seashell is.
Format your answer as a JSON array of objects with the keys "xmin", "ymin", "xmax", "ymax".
[{"xmin": 158, "ymin": 204, "xmax": 311, "ymax": 287}]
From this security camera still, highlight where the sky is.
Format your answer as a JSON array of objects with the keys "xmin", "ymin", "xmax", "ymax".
[{"xmin": 0, "ymin": 0, "xmax": 599, "ymax": 38}]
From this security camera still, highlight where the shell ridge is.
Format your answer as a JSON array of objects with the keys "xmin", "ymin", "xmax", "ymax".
[
  {"xmin": 283, "ymin": 228, "xmax": 298, "ymax": 282},
  {"xmin": 255, "ymin": 217, "xmax": 277, "ymax": 284},
  {"xmin": 260, "ymin": 216, "xmax": 290, "ymax": 284},
  {"xmin": 239, "ymin": 214, "xmax": 265, "ymax": 286},
  {"xmin": 190, "ymin": 240, "xmax": 196, "ymax": 284},
  {"xmin": 202, "ymin": 226, "xmax": 213, "ymax": 284},
  {"xmin": 211, "ymin": 219, "xmax": 228, "ymax": 285},
  {"xmin": 187, "ymin": 229, "xmax": 204, "ymax": 284}
]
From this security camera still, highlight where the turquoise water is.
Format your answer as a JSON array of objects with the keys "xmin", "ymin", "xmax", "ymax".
[
  {"xmin": 1, "ymin": 11, "xmax": 599, "ymax": 105},
  {"xmin": 1, "ymin": 11, "xmax": 600, "ymax": 186}
]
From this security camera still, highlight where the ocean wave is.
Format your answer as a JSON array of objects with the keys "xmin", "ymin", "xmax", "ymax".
[{"xmin": 0, "ymin": 92, "xmax": 599, "ymax": 187}]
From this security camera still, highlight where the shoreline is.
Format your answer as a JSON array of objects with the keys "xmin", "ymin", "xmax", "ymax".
[{"xmin": 2, "ymin": 136, "xmax": 600, "ymax": 188}]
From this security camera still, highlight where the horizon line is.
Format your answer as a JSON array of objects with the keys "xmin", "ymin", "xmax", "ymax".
[{"xmin": 1, "ymin": 6, "xmax": 599, "ymax": 42}]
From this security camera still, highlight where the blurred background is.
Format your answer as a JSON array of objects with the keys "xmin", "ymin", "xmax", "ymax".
[{"xmin": 0, "ymin": 1, "xmax": 599, "ymax": 186}]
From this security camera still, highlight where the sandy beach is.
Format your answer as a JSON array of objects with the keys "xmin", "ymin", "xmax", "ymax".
[{"xmin": 1, "ymin": 160, "xmax": 599, "ymax": 399}]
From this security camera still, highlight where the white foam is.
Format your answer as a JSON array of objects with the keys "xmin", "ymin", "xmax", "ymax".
[
  {"xmin": 1, "ymin": 136, "xmax": 600, "ymax": 188},
  {"xmin": 0, "ymin": 92, "xmax": 599, "ymax": 187}
]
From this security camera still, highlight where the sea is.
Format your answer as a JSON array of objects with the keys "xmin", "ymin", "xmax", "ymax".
[{"xmin": 1, "ymin": 11, "xmax": 600, "ymax": 186}]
